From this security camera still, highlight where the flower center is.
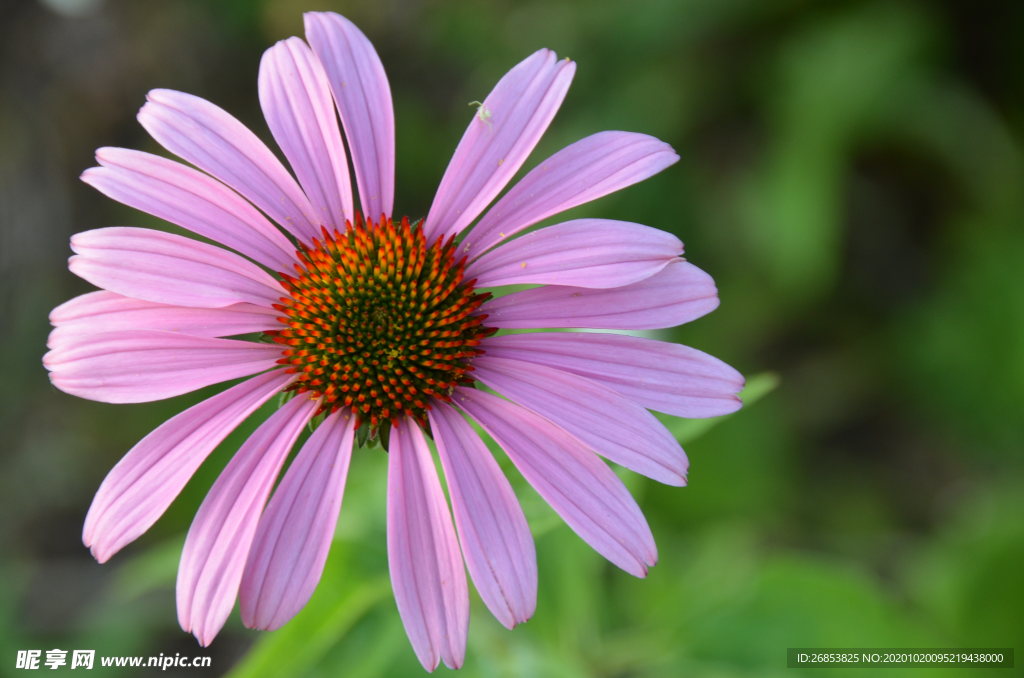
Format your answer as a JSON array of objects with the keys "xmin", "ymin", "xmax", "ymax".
[{"xmin": 268, "ymin": 215, "xmax": 494, "ymax": 430}]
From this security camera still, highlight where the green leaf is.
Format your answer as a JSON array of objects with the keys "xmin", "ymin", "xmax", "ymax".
[
  {"xmin": 227, "ymin": 569, "xmax": 391, "ymax": 678},
  {"xmin": 658, "ymin": 371, "xmax": 780, "ymax": 444},
  {"xmin": 111, "ymin": 535, "xmax": 184, "ymax": 602}
]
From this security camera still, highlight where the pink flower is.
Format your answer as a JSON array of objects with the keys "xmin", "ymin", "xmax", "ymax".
[{"xmin": 44, "ymin": 12, "xmax": 743, "ymax": 672}]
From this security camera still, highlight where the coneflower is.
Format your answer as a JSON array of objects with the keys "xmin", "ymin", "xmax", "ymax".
[{"xmin": 44, "ymin": 12, "xmax": 743, "ymax": 672}]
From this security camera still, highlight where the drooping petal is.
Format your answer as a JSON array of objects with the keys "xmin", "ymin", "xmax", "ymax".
[
  {"xmin": 177, "ymin": 394, "xmax": 317, "ymax": 647},
  {"xmin": 68, "ymin": 227, "xmax": 285, "ymax": 309},
  {"xmin": 83, "ymin": 370, "xmax": 293, "ymax": 563},
  {"xmin": 482, "ymin": 332, "xmax": 745, "ymax": 418},
  {"xmin": 479, "ymin": 260, "xmax": 719, "ymax": 329},
  {"xmin": 305, "ymin": 12, "xmax": 394, "ymax": 220},
  {"xmin": 83, "ymin": 147, "xmax": 298, "ymax": 271},
  {"xmin": 461, "ymin": 131, "xmax": 679, "ymax": 259},
  {"xmin": 424, "ymin": 49, "xmax": 575, "ymax": 242},
  {"xmin": 429, "ymin": 402, "xmax": 536, "ymax": 629},
  {"xmin": 465, "ymin": 219, "xmax": 681, "ymax": 289},
  {"xmin": 48, "ymin": 291, "xmax": 280, "ymax": 348},
  {"xmin": 472, "ymin": 356, "xmax": 687, "ymax": 486},
  {"xmin": 387, "ymin": 419, "xmax": 468, "ymax": 671},
  {"xmin": 43, "ymin": 330, "xmax": 283, "ymax": 403},
  {"xmin": 240, "ymin": 410, "xmax": 356, "ymax": 631},
  {"xmin": 138, "ymin": 89, "xmax": 321, "ymax": 242},
  {"xmin": 259, "ymin": 37, "xmax": 354, "ymax": 230},
  {"xmin": 454, "ymin": 388, "xmax": 657, "ymax": 577}
]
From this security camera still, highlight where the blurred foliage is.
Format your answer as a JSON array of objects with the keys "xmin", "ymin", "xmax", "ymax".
[{"xmin": 2, "ymin": 0, "xmax": 1023, "ymax": 676}]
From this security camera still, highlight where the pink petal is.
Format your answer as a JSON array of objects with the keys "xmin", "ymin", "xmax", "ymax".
[
  {"xmin": 454, "ymin": 388, "xmax": 657, "ymax": 577},
  {"xmin": 83, "ymin": 370, "xmax": 292, "ymax": 563},
  {"xmin": 259, "ymin": 37, "xmax": 354, "ymax": 230},
  {"xmin": 461, "ymin": 131, "xmax": 679, "ymax": 259},
  {"xmin": 429, "ymin": 402, "xmax": 536, "ymax": 629},
  {"xmin": 68, "ymin": 227, "xmax": 285, "ymax": 309},
  {"xmin": 482, "ymin": 332, "xmax": 745, "ymax": 418},
  {"xmin": 43, "ymin": 330, "xmax": 283, "ymax": 403},
  {"xmin": 423, "ymin": 49, "xmax": 575, "ymax": 243},
  {"xmin": 177, "ymin": 394, "xmax": 318, "ymax": 647},
  {"xmin": 240, "ymin": 409, "xmax": 356, "ymax": 631},
  {"xmin": 465, "ymin": 219, "xmax": 681, "ymax": 289},
  {"xmin": 48, "ymin": 291, "xmax": 280, "ymax": 349},
  {"xmin": 387, "ymin": 419, "xmax": 468, "ymax": 671},
  {"xmin": 138, "ymin": 89, "xmax": 321, "ymax": 242},
  {"xmin": 472, "ymin": 356, "xmax": 687, "ymax": 486},
  {"xmin": 83, "ymin": 147, "xmax": 298, "ymax": 272},
  {"xmin": 479, "ymin": 260, "xmax": 719, "ymax": 329},
  {"xmin": 305, "ymin": 12, "xmax": 394, "ymax": 220}
]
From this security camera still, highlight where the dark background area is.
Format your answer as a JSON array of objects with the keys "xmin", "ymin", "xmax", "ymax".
[{"xmin": 1, "ymin": 0, "xmax": 1023, "ymax": 675}]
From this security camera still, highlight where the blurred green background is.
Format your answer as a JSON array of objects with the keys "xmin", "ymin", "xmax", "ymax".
[{"xmin": 2, "ymin": 0, "xmax": 1023, "ymax": 675}]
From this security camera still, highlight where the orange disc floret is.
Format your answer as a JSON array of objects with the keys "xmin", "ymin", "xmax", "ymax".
[{"xmin": 266, "ymin": 214, "xmax": 495, "ymax": 430}]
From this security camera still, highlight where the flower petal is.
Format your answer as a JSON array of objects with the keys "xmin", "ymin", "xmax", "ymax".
[
  {"xmin": 43, "ymin": 330, "xmax": 283, "ymax": 403},
  {"xmin": 387, "ymin": 419, "xmax": 468, "ymax": 671},
  {"xmin": 83, "ymin": 147, "xmax": 298, "ymax": 271},
  {"xmin": 454, "ymin": 388, "xmax": 657, "ymax": 577},
  {"xmin": 461, "ymin": 131, "xmax": 679, "ymax": 259},
  {"xmin": 424, "ymin": 49, "xmax": 575, "ymax": 243},
  {"xmin": 465, "ymin": 219, "xmax": 681, "ymax": 289},
  {"xmin": 429, "ymin": 402, "xmax": 536, "ymax": 629},
  {"xmin": 138, "ymin": 89, "xmax": 321, "ymax": 242},
  {"xmin": 83, "ymin": 370, "xmax": 292, "ymax": 563},
  {"xmin": 48, "ymin": 291, "xmax": 280, "ymax": 349},
  {"xmin": 305, "ymin": 12, "xmax": 394, "ymax": 220},
  {"xmin": 240, "ymin": 409, "xmax": 356, "ymax": 631},
  {"xmin": 482, "ymin": 332, "xmax": 745, "ymax": 418},
  {"xmin": 177, "ymin": 394, "xmax": 317, "ymax": 647},
  {"xmin": 479, "ymin": 260, "xmax": 719, "ymax": 329},
  {"xmin": 259, "ymin": 37, "xmax": 354, "ymax": 230},
  {"xmin": 472, "ymin": 356, "xmax": 687, "ymax": 486},
  {"xmin": 68, "ymin": 227, "xmax": 285, "ymax": 309}
]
